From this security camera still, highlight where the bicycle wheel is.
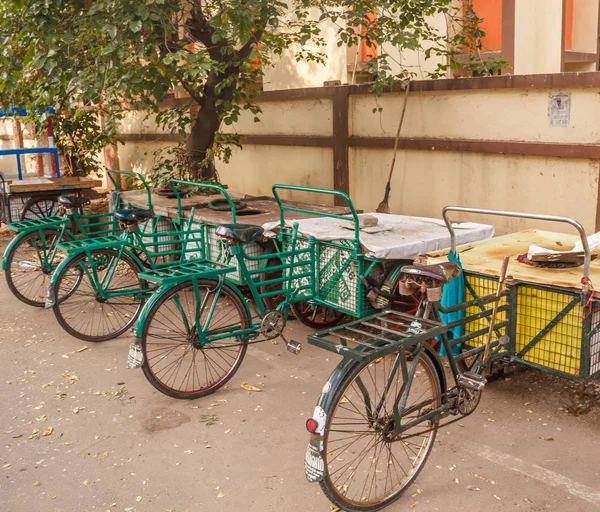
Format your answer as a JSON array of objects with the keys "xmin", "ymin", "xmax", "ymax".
[
  {"xmin": 291, "ymin": 300, "xmax": 346, "ymax": 329},
  {"xmin": 20, "ymin": 196, "xmax": 60, "ymax": 220},
  {"xmin": 53, "ymin": 249, "xmax": 146, "ymax": 342},
  {"xmin": 140, "ymin": 279, "xmax": 250, "ymax": 399},
  {"xmin": 5, "ymin": 228, "xmax": 73, "ymax": 307},
  {"xmin": 320, "ymin": 351, "xmax": 441, "ymax": 511}
]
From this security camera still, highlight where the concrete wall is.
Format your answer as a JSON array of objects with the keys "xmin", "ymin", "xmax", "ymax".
[
  {"xmin": 216, "ymin": 82, "xmax": 600, "ymax": 236},
  {"xmin": 514, "ymin": 0, "xmax": 563, "ymax": 75}
]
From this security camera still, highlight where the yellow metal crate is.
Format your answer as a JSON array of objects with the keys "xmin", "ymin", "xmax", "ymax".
[
  {"xmin": 463, "ymin": 273, "xmax": 508, "ymax": 349},
  {"xmin": 462, "ymin": 272, "xmax": 600, "ymax": 380},
  {"xmin": 515, "ymin": 286, "xmax": 582, "ymax": 377}
]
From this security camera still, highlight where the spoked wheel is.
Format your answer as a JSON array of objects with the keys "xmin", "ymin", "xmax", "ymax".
[
  {"xmin": 291, "ymin": 300, "xmax": 346, "ymax": 329},
  {"xmin": 20, "ymin": 196, "xmax": 60, "ymax": 220},
  {"xmin": 140, "ymin": 279, "xmax": 250, "ymax": 399},
  {"xmin": 320, "ymin": 351, "xmax": 441, "ymax": 511},
  {"xmin": 5, "ymin": 228, "xmax": 73, "ymax": 306},
  {"xmin": 52, "ymin": 249, "xmax": 147, "ymax": 341}
]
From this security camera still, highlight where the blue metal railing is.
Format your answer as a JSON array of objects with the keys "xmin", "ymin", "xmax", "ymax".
[{"xmin": 0, "ymin": 148, "xmax": 61, "ymax": 179}]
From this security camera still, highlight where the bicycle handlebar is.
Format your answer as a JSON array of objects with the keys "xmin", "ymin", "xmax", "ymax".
[{"xmin": 442, "ymin": 206, "xmax": 591, "ymax": 279}]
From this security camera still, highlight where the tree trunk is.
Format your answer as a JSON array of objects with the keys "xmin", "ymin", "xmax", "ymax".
[{"xmin": 186, "ymin": 94, "xmax": 220, "ymax": 181}]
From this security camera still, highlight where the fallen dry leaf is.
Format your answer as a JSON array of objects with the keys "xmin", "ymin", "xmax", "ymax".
[
  {"xmin": 61, "ymin": 373, "xmax": 79, "ymax": 382},
  {"xmin": 43, "ymin": 427, "xmax": 53, "ymax": 436},
  {"xmin": 241, "ymin": 383, "xmax": 261, "ymax": 392},
  {"xmin": 410, "ymin": 501, "xmax": 419, "ymax": 508}
]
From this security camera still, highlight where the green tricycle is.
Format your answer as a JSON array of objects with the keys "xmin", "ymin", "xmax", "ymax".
[
  {"xmin": 0, "ymin": 170, "xmax": 146, "ymax": 307},
  {"xmin": 125, "ymin": 184, "xmax": 450, "ymax": 399}
]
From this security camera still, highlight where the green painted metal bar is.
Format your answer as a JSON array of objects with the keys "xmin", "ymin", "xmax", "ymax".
[
  {"xmin": 271, "ymin": 184, "xmax": 361, "ymax": 253},
  {"xmin": 169, "ymin": 179, "xmax": 237, "ymax": 223},
  {"xmin": 106, "ymin": 170, "xmax": 152, "ymax": 210}
]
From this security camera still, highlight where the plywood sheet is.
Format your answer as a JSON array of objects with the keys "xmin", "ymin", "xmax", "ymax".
[
  {"xmin": 427, "ymin": 229, "xmax": 600, "ymax": 294},
  {"xmin": 8, "ymin": 177, "xmax": 102, "ymax": 193}
]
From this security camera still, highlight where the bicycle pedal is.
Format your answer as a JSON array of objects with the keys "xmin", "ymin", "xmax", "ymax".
[
  {"xmin": 287, "ymin": 340, "xmax": 302, "ymax": 355},
  {"xmin": 457, "ymin": 372, "xmax": 487, "ymax": 391}
]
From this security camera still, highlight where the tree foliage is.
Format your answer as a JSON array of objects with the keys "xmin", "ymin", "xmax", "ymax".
[{"xmin": 0, "ymin": 0, "xmax": 492, "ymax": 181}]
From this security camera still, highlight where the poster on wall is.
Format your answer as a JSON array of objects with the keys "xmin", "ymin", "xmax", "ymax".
[{"xmin": 548, "ymin": 92, "xmax": 571, "ymax": 128}]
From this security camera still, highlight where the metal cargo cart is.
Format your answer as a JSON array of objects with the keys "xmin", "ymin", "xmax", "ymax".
[
  {"xmin": 428, "ymin": 207, "xmax": 600, "ymax": 381},
  {"xmin": 0, "ymin": 148, "xmax": 101, "ymax": 223}
]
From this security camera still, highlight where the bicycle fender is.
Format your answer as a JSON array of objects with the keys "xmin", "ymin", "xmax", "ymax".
[
  {"xmin": 304, "ymin": 345, "xmax": 448, "ymax": 484},
  {"xmin": 305, "ymin": 356, "xmax": 357, "ymax": 483},
  {"xmin": 422, "ymin": 342, "xmax": 448, "ymax": 396},
  {"xmin": 132, "ymin": 283, "xmax": 173, "ymax": 338},
  {"xmin": 1, "ymin": 231, "xmax": 27, "ymax": 270}
]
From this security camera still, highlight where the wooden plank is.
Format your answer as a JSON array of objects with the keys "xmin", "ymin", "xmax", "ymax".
[
  {"xmin": 8, "ymin": 177, "xmax": 102, "ymax": 193},
  {"xmin": 427, "ymin": 229, "xmax": 600, "ymax": 294},
  {"xmin": 332, "ymin": 88, "xmax": 350, "ymax": 206},
  {"xmin": 348, "ymin": 136, "xmax": 600, "ymax": 159},
  {"xmin": 502, "ymin": 0, "xmax": 516, "ymax": 72},
  {"xmin": 240, "ymin": 134, "xmax": 333, "ymax": 147}
]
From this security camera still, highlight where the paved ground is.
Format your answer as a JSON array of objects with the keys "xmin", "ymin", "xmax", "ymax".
[{"xmin": 1, "ymin": 238, "xmax": 600, "ymax": 512}]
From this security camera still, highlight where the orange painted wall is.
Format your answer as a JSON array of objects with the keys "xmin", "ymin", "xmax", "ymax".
[
  {"xmin": 564, "ymin": 0, "xmax": 574, "ymax": 50},
  {"xmin": 469, "ymin": 0, "xmax": 503, "ymax": 51},
  {"xmin": 361, "ymin": 12, "xmax": 378, "ymax": 62}
]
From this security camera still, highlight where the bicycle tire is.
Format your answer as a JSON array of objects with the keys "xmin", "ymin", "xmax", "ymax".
[
  {"xmin": 5, "ymin": 228, "xmax": 74, "ymax": 306},
  {"xmin": 319, "ymin": 350, "xmax": 441, "ymax": 511},
  {"xmin": 140, "ymin": 279, "xmax": 250, "ymax": 399},
  {"xmin": 52, "ymin": 249, "xmax": 147, "ymax": 342},
  {"xmin": 291, "ymin": 300, "xmax": 346, "ymax": 329}
]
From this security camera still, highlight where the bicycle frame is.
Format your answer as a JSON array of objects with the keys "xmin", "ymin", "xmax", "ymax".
[{"xmin": 1, "ymin": 169, "xmax": 145, "ymax": 272}]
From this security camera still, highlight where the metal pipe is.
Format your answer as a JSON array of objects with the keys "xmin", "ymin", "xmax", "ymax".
[{"xmin": 442, "ymin": 206, "xmax": 591, "ymax": 278}]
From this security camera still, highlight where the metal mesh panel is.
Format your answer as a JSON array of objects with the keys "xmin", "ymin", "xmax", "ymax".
[
  {"xmin": 463, "ymin": 272, "xmax": 507, "ymax": 349},
  {"xmin": 283, "ymin": 235, "xmax": 313, "ymax": 299},
  {"xmin": 283, "ymin": 234, "xmax": 371, "ymax": 317},
  {"xmin": 205, "ymin": 224, "xmax": 264, "ymax": 285},
  {"xmin": 318, "ymin": 241, "xmax": 361, "ymax": 315},
  {"xmin": 515, "ymin": 285, "xmax": 583, "ymax": 377},
  {"xmin": 589, "ymin": 304, "xmax": 600, "ymax": 377}
]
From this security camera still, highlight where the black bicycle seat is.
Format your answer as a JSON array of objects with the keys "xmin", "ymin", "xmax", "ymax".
[
  {"xmin": 215, "ymin": 224, "xmax": 264, "ymax": 244},
  {"xmin": 114, "ymin": 208, "xmax": 155, "ymax": 225},
  {"xmin": 58, "ymin": 195, "xmax": 91, "ymax": 208}
]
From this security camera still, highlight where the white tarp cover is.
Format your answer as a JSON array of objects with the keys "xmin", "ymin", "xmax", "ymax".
[{"xmin": 263, "ymin": 213, "xmax": 495, "ymax": 260}]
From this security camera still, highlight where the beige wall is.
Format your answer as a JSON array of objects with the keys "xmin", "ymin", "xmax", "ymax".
[
  {"xmin": 263, "ymin": 11, "xmax": 347, "ymax": 91},
  {"xmin": 217, "ymin": 146, "xmax": 335, "ymax": 205},
  {"xmin": 351, "ymin": 88, "xmax": 600, "ymax": 144},
  {"xmin": 110, "ymin": 80, "xmax": 600, "ymax": 236},
  {"xmin": 349, "ymin": 148, "xmax": 599, "ymax": 235},
  {"xmin": 221, "ymin": 98, "xmax": 333, "ymax": 137},
  {"xmin": 514, "ymin": 0, "xmax": 563, "ymax": 74},
  {"xmin": 381, "ymin": 12, "xmax": 449, "ymax": 81}
]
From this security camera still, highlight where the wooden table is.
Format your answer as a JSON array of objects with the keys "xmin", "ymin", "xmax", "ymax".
[
  {"xmin": 120, "ymin": 189, "xmax": 355, "ymax": 225},
  {"xmin": 427, "ymin": 229, "xmax": 600, "ymax": 294}
]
